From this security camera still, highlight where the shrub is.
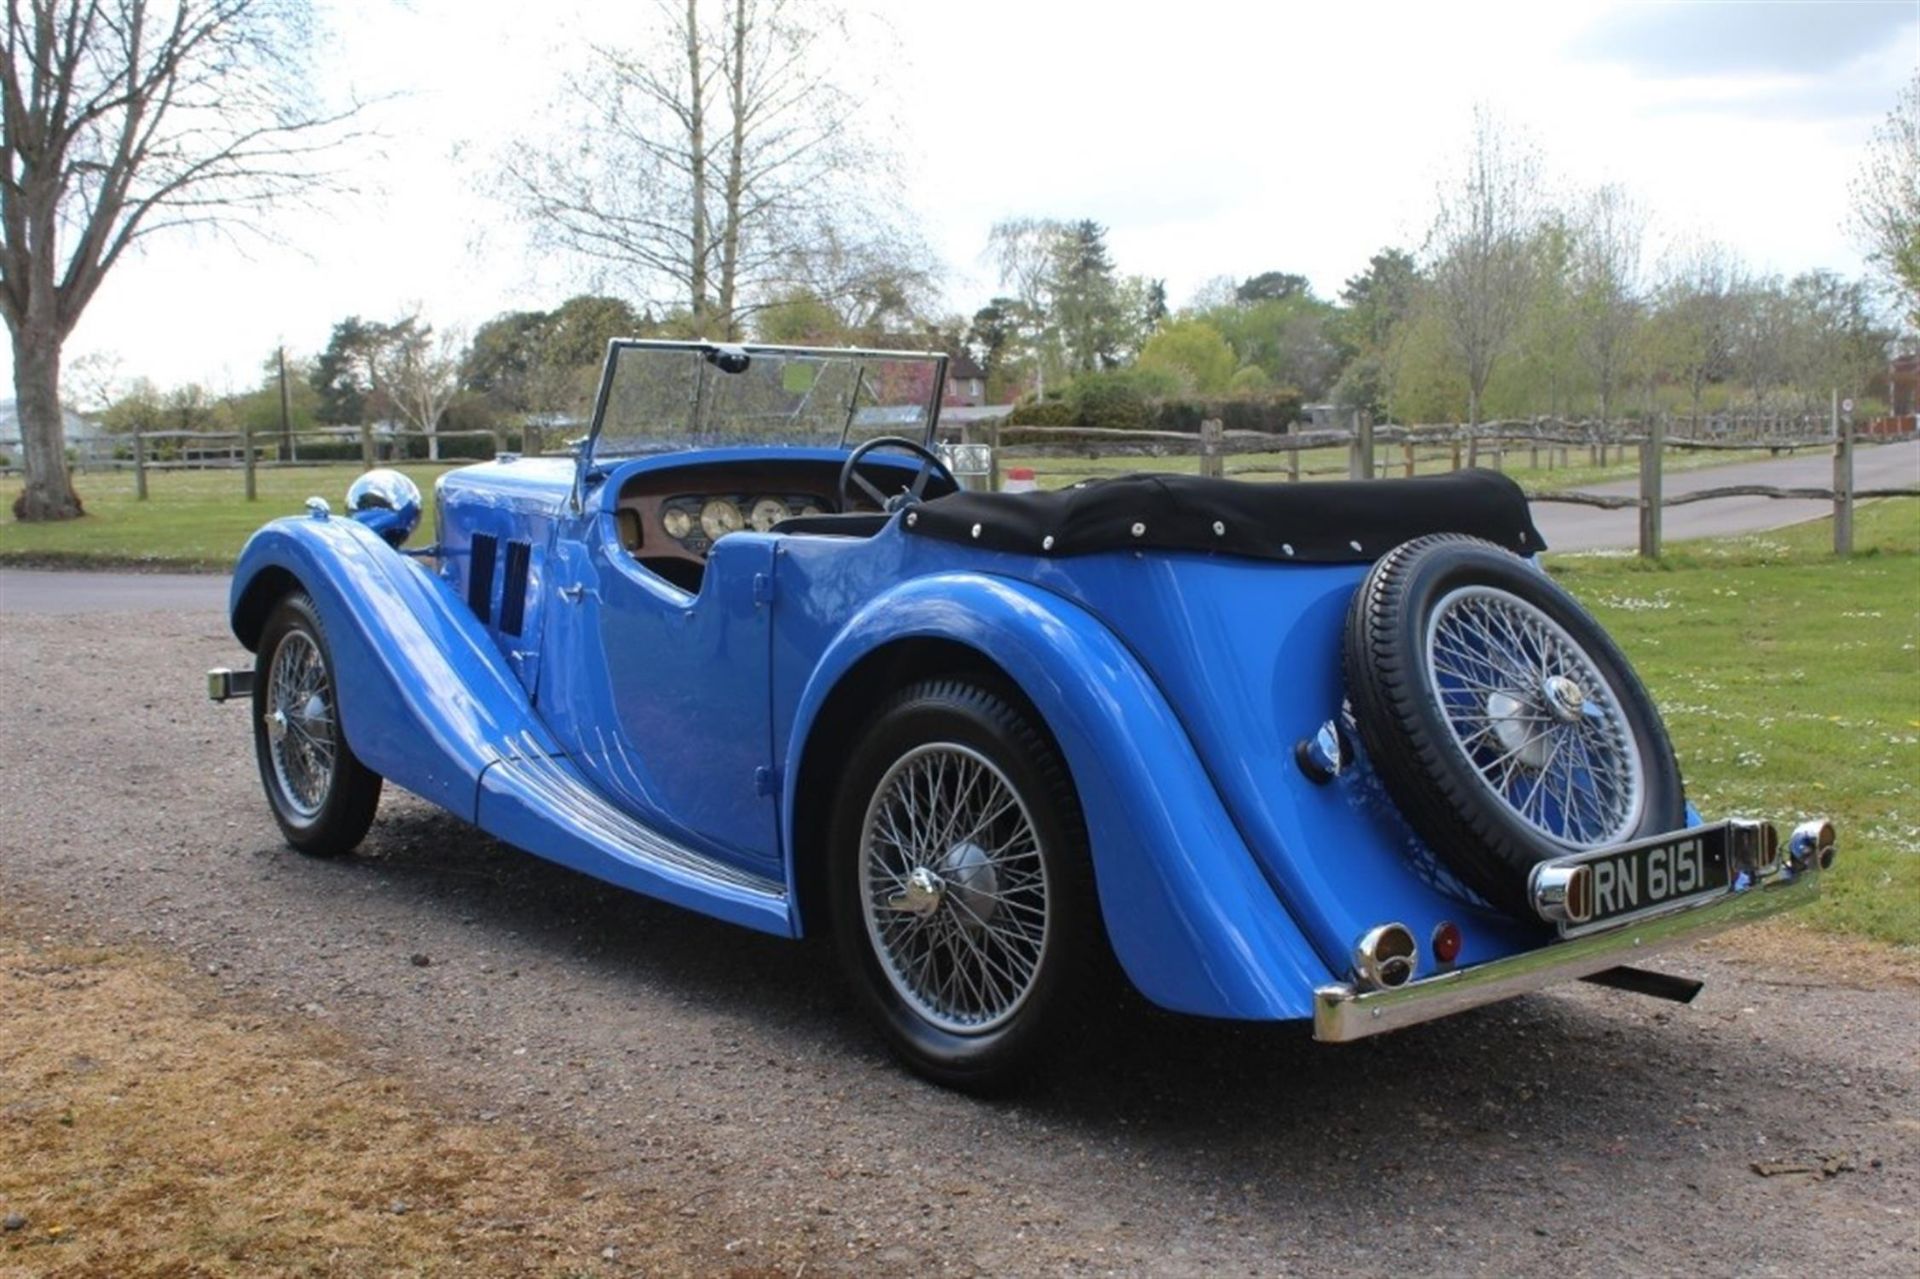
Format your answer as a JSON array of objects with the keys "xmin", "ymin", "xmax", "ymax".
[
  {"xmin": 1008, "ymin": 396, "xmax": 1077, "ymax": 427},
  {"xmin": 1069, "ymin": 371, "xmax": 1151, "ymax": 431},
  {"xmin": 1149, "ymin": 389, "xmax": 1303, "ymax": 435}
]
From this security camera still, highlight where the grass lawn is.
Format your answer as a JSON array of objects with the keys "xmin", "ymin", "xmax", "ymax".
[
  {"xmin": 0, "ymin": 463, "xmax": 461, "ymax": 571},
  {"xmin": 1547, "ymin": 499, "xmax": 1920, "ymax": 949}
]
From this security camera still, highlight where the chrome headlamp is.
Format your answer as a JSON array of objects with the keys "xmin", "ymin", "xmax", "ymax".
[{"xmin": 345, "ymin": 468, "xmax": 423, "ymax": 547}]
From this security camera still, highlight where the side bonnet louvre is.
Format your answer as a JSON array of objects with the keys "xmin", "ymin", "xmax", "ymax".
[
  {"xmin": 499, "ymin": 540, "xmax": 531, "ymax": 636},
  {"xmin": 468, "ymin": 533, "xmax": 498, "ymax": 623}
]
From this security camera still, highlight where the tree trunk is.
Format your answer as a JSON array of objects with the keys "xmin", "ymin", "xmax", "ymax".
[
  {"xmin": 716, "ymin": 0, "xmax": 749, "ymax": 341},
  {"xmin": 9, "ymin": 324, "xmax": 84, "ymax": 521},
  {"xmin": 684, "ymin": 0, "xmax": 710, "ymax": 334}
]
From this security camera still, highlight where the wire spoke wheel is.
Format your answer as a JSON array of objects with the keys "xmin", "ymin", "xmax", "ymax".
[
  {"xmin": 1347, "ymin": 535, "xmax": 1684, "ymax": 918},
  {"xmin": 1424, "ymin": 585, "xmax": 1645, "ymax": 849},
  {"xmin": 265, "ymin": 629, "xmax": 337, "ymax": 819},
  {"xmin": 858, "ymin": 742, "xmax": 1051, "ymax": 1036}
]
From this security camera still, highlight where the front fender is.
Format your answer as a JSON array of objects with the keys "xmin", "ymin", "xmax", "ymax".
[
  {"xmin": 782, "ymin": 572, "xmax": 1334, "ymax": 1020},
  {"xmin": 230, "ymin": 514, "xmax": 558, "ymax": 819}
]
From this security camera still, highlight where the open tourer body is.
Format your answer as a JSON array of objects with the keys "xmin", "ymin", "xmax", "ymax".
[{"xmin": 212, "ymin": 340, "xmax": 1834, "ymax": 1088}]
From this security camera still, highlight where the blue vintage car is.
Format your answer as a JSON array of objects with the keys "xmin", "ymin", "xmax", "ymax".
[{"xmin": 210, "ymin": 340, "xmax": 1835, "ymax": 1089}]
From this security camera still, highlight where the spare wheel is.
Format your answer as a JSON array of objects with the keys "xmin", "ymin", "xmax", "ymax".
[{"xmin": 1343, "ymin": 534, "xmax": 1686, "ymax": 919}]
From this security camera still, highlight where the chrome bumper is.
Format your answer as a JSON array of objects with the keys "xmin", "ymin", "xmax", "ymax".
[{"xmin": 1313, "ymin": 863, "xmax": 1822, "ymax": 1043}]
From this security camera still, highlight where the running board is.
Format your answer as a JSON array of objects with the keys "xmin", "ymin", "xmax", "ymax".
[{"xmin": 476, "ymin": 752, "xmax": 792, "ymax": 937}]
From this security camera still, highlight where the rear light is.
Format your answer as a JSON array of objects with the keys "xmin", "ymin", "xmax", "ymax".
[
  {"xmin": 1431, "ymin": 920, "xmax": 1462, "ymax": 966},
  {"xmin": 1530, "ymin": 862, "xmax": 1594, "ymax": 925},
  {"xmin": 1353, "ymin": 923, "xmax": 1417, "ymax": 989}
]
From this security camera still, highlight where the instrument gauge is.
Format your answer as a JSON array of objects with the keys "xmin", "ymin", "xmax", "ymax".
[
  {"xmin": 699, "ymin": 498, "xmax": 744, "ymax": 541},
  {"xmin": 750, "ymin": 497, "xmax": 789, "ymax": 532},
  {"xmin": 662, "ymin": 507, "xmax": 694, "ymax": 540},
  {"xmin": 798, "ymin": 503, "xmax": 823, "ymax": 519}
]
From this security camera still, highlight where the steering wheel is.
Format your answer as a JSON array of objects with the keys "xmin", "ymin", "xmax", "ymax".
[{"xmin": 837, "ymin": 436, "xmax": 956, "ymax": 513}]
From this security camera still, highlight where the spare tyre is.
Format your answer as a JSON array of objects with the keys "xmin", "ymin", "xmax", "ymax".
[{"xmin": 1344, "ymin": 534, "xmax": 1686, "ymax": 919}]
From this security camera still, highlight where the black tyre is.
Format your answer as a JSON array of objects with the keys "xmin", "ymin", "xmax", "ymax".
[
  {"xmin": 1344, "ymin": 535, "xmax": 1685, "ymax": 918},
  {"xmin": 827, "ymin": 679, "xmax": 1107, "ymax": 1091},
  {"xmin": 251, "ymin": 592, "xmax": 383, "ymax": 856}
]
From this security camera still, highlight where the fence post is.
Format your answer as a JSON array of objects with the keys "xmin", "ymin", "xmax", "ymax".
[
  {"xmin": 1287, "ymin": 435, "xmax": 1300, "ymax": 482},
  {"xmin": 492, "ymin": 426, "xmax": 507, "ymax": 457},
  {"xmin": 133, "ymin": 430, "xmax": 148, "ymax": 500},
  {"xmin": 243, "ymin": 424, "xmax": 257, "ymax": 501},
  {"xmin": 988, "ymin": 416, "xmax": 1002, "ymax": 491},
  {"xmin": 1199, "ymin": 417, "xmax": 1225, "ymax": 479},
  {"xmin": 1348, "ymin": 411, "xmax": 1373, "ymax": 480},
  {"xmin": 1450, "ymin": 431, "xmax": 1463, "ymax": 471},
  {"xmin": 1833, "ymin": 390, "xmax": 1853, "ymax": 556},
  {"xmin": 1638, "ymin": 415, "xmax": 1664, "ymax": 560},
  {"xmin": 1403, "ymin": 437, "xmax": 1415, "ymax": 478},
  {"xmin": 359, "ymin": 422, "xmax": 375, "ymax": 469}
]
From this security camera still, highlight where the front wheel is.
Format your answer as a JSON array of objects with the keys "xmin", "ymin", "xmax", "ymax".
[
  {"xmin": 827, "ymin": 680, "xmax": 1107, "ymax": 1091},
  {"xmin": 251, "ymin": 592, "xmax": 382, "ymax": 856}
]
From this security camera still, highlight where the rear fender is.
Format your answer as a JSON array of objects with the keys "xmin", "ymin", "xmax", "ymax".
[
  {"xmin": 782, "ymin": 572, "xmax": 1333, "ymax": 1020},
  {"xmin": 230, "ymin": 513, "xmax": 559, "ymax": 819}
]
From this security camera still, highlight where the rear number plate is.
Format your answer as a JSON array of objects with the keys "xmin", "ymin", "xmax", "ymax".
[{"xmin": 1577, "ymin": 826, "xmax": 1732, "ymax": 933}]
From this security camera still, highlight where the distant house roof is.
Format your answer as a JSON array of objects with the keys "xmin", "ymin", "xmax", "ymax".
[
  {"xmin": 0, "ymin": 399, "xmax": 106, "ymax": 441},
  {"xmin": 947, "ymin": 351, "xmax": 987, "ymax": 381}
]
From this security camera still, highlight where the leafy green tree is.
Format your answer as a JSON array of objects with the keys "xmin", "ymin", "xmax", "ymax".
[
  {"xmin": 754, "ymin": 290, "xmax": 847, "ymax": 344},
  {"xmin": 312, "ymin": 318, "xmax": 401, "ymax": 425},
  {"xmin": 1332, "ymin": 248, "xmax": 1420, "ymax": 415},
  {"xmin": 1235, "ymin": 271, "xmax": 1311, "ymax": 304},
  {"xmin": 1202, "ymin": 295, "xmax": 1341, "ymax": 398},
  {"xmin": 1136, "ymin": 319, "xmax": 1237, "ymax": 394},
  {"xmin": 463, "ymin": 311, "xmax": 552, "ymax": 413},
  {"xmin": 1051, "ymin": 220, "xmax": 1127, "ymax": 373}
]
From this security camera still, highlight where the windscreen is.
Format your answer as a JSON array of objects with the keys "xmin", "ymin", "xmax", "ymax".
[{"xmin": 587, "ymin": 341, "xmax": 945, "ymax": 463}]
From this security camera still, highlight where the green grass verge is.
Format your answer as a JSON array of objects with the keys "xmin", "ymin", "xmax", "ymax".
[
  {"xmin": 1546, "ymin": 499, "xmax": 1920, "ymax": 948},
  {"xmin": 0, "ymin": 464, "xmax": 461, "ymax": 571}
]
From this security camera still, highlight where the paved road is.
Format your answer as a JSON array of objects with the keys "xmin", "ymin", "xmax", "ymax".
[
  {"xmin": 0, "ymin": 566, "xmax": 230, "ymax": 614},
  {"xmin": 1533, "ymin": 437, "xmax": 1919, "ymax": 552}
]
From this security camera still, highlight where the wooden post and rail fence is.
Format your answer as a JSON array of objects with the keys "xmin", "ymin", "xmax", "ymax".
[{"xmin": 5, "ymin": 404, "xmax": 1914, "ymax": 560}]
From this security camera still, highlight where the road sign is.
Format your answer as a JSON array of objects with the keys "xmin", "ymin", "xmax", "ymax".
[{"xmin": 1841, "ymin": 398, "xmax": 1855, "ymax": 414}]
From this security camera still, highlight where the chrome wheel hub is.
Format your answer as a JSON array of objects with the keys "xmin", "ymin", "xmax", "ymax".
[{"xmin": 859, "ymin": 743, "xmax": 1050, "ymax": 1035}]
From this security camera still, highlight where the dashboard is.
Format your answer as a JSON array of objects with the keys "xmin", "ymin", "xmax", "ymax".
[
  {"xmin": 656, "ymin": 491, "xmax": 830, "ymax": 556},
  {"xmin": 613, "ymin": 457, "xmax": 925, "ymax": 569}
]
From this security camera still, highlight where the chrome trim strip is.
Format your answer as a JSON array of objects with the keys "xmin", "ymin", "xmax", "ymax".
[
  {"xmin": 483, "ymin": 751, "xmax": 788, "ymax": 902},
  {"xmin": 1313, "ymin": 866, "xmax": 1821, "ymax": 1043}
]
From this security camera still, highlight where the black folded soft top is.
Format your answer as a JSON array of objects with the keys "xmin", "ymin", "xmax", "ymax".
[{"xmin": 903, "ymin": 467, "xmax": 1545, "ymax": 563}]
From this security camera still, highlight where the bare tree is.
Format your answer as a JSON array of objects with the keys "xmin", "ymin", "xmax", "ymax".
[
  {"xmin": 1426, "ymin": 105, "xmax": 1542, "ymax": 425},
  {"xmin": 1848, "ymin": 72, "xmax": 1920, "ymax": 329},
  {"xmin": 984, "ymin": 217, "xmax": 1065, "ymax": 395},
  {"xmin": 1574, "ymin": 184, "xmax": 1646, "ymax": 424},
  {"xmin": 1, "ymin": 0, "xmax": 358, "ymax": 520},
  {"xmin": 1650, "ymin": 241, "xmax": 1744, "ymax": 426},
  {"xmin": 379, "ymin": 317, "xmax": 465, "ymax": 461},
  {"xmin": 504, "ymin": 0, "xmax": 903, "ymax": 341}
]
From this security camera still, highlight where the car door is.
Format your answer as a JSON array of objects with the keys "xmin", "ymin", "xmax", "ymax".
[{"xmin": 538, "ymin": 520, "xmax": 780, "ymax": 874}]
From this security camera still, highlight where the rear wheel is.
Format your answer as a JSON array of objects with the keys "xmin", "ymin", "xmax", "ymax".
[
  {"xmin": 827, "ymin": 680, "xmax": 1105, "ymax": 1091},
  {"xmin": 251, "ymin": 592, "xmax": 382, "ymax": 856}
]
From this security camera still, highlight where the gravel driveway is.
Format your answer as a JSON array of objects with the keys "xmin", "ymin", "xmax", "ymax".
[{"xmin": 1, "ymin": 604, "xmax": 1915, "ymax": 1277}]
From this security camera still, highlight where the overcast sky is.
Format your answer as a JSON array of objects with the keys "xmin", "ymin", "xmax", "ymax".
[{"xmin": 19, "ymin": 0, "xmax": 1919, "ymax": 396}]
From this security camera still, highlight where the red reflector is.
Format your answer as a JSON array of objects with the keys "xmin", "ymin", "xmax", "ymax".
[{"xmin": 1431, "ymin": 921, "xmax": 1462, "ymax": 965}]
